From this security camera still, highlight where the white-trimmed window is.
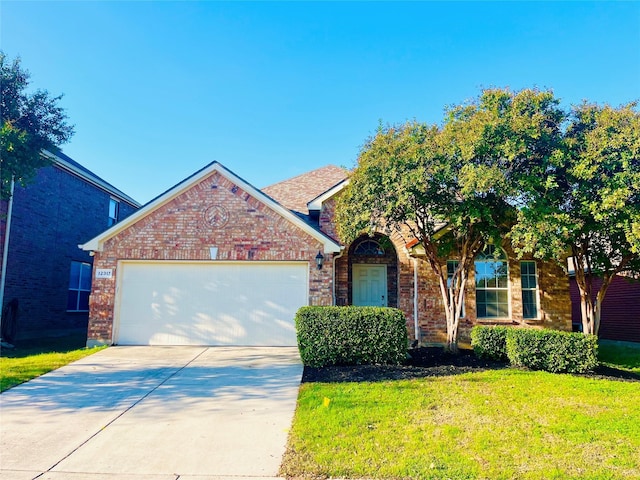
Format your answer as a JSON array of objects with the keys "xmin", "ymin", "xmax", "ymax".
[
  {"xmin": 447, "ymin": 260, "xmax": 465, "ymax": 318},
  {"xmin": 68, "ymin": 261, "xmax": 91, "ymax": 312},
  {"xmin": 108, "ymin": 198, "xmax": 119, "ymax": 227},
  {"xmin": 520, "ymin": 261, "xmax": 539, "ymax": 319},
  {"xmin": 475, "ymin": 245, "xmax": 509, "ymax": 318}
]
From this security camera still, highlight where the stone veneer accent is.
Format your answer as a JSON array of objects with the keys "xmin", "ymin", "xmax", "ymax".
[{"xmin": 87, "ymin": 171, "xmax": 333, "ymax": 345}]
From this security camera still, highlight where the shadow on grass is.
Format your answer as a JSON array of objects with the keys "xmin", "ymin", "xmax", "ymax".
[
  {"xmin": 302, "ymin": 347, "xmax": 640, "ymax": 383},
  {"xmin": 0, "ymin": 332, "xmax": 88, "ymax": 359},
  {"xmin": 302, "ymin": 347, "xmax": 509, "ymax": 383}
]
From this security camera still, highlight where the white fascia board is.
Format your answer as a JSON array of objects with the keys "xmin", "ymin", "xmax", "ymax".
[
  {"xmin": 307, "ymin": 179, "xmax": 349, "ymax": 212},
  {"xmin": 80, "ymin": 161, "xmax": 342, "ymax": 254}
]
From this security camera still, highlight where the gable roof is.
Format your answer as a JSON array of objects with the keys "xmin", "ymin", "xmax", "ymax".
[
  {"xmin": 79, "ymin": 161, "xmax": 342, "ymax": 254},
  {"xmin": 43, "ymin": 149, "xmax": 140, "ymax": 208},
  {"xmin": 262, "ymin": 165, "xmax": 349, "ymax": 215}
]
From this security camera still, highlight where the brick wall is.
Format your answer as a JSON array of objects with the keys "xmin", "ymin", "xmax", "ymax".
[
  {"xmin": 88, "ymin": 171, "xmax": 333, "ymax": 344},
  {"xmin": 319, "ymin": 191, "xmax": 571, "ymax": 344},
  {"xmin": 2, "ymin": 164, "xmax": 137, "ymax": 339},
  {"xmin": 417, "ymin": 242, "xmax": 572, "ymax": 345}
]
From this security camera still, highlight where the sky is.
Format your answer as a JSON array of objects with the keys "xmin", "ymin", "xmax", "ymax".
[{"xmin": 2, "ymin": 1, "xmax": 639, "ymax": 205}]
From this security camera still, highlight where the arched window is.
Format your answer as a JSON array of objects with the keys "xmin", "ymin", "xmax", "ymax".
[
  {"xmin": 354, "ymin": 239, "xmax": 385, "ymax": 256},
  {"xmin": 475, "ymin": 245, "xmax": 509, "ymax": 318}
]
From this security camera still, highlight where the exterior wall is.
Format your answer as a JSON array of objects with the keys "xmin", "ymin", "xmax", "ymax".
[
  {"xmin": 1, "ymin": 165, "xmax": 137, "ymax": 339},
  {"xmin": 417, "ymin": 241, "xmax": 572, "ymax": 345},
  {"xmin": 319, "ymin": 197, "xmax": 339, "ymax": 240},
  {"xmin": 320, "ymin": 192, "xmax": 572, "ymax": 344},
  {"xmin": 88, "ymin": 171, "xmax": 333, "ymax": 345},
  {"xmin": 570, "ymin": 275, "xmax": 640, "ymax": 343}
]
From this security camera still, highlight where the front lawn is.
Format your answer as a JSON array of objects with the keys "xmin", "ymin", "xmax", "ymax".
[
  {"xmin": 282, "ymin": 345, "xmax": 640, "ymax": 479},
  {"xmin": 0, "ymin": 333, "xmax": 105, "ymax": 392},
  {"xmin": 599, "ymin": 340, "xmax": 640, "ymax": 375}
]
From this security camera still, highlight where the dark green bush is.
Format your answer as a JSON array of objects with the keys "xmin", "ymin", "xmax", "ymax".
[
  {"xmin": 470, "ymin": 326, "xmax": 509, "ymax": 362},
  {"xmin": 506, "ymin": 328, "xmax": 599, "ymax": 373},
  {"xmin": 295, "ymin": 306, "xmax": 408, "ymax": 367}
]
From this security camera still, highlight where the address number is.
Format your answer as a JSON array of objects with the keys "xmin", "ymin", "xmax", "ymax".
[{"xmin": 95, "ymin": 269, "xmax": 113, "ymax": 279}]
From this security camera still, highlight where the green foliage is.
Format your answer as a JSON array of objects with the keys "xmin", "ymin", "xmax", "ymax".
[
  {"xmin": 335, "ymin": 88, "xmax": 569, "ymax": 353},
  {"xmin": 1, "ymin": 51, "xmax": 74, "ymax": 199},
  {"xmin": 295, "ymin": 306, "xmax": 408, "ymax": 367},
  {"xmin": 510, "ymin": 101, "xmax": 640, "ymax": 334},
  {"xmin": 470, "ymin": 325, "xmax": 509, "ymax": 361},
  {"xmin": 505, "ymin": 328, "xmax": 599, "ymax": 373}
]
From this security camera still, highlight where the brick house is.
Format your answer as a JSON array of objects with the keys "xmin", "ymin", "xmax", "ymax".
[
  {"xmin": 80, "ymin": 161, "xmax": 571, "ymax": 347},
  {"xmin": 0, "ymin": 150, "xmax": 140, "ymax": 342}
]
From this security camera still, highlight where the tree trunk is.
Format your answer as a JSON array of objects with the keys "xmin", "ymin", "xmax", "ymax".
[{"xmin": 574, "ymin": 250, "xmax": 616, "ymax": 337}]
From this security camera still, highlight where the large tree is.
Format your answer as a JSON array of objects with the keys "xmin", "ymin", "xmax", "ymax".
[
  {"xmin": 336, "ymin": 88, "xmax": 564, "ymax": 352},
  {"xmin": 511, "ymin": 102, "xmax": 640, "ymax": 336},
  {"xmin": 1, "ymin": 51, "xmax": 74, "ymax": 199}
]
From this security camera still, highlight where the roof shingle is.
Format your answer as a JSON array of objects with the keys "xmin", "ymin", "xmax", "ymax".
[{"xmin": 262, "ymin": 165, "xmax": 349, "ymax": 215}]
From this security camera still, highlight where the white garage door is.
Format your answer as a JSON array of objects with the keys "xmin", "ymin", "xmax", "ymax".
[{"xmin": 115, "ymin": 262, "xmax": 308, "ymax": 346}]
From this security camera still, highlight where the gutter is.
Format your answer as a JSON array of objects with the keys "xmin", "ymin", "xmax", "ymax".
[
  {"xmin": 0, "ymin": 177, "xmax": 15, "ymax": 311},
  {"xmin": 332, "ymin": 248, "xmax": 345, "ymax": 305}
]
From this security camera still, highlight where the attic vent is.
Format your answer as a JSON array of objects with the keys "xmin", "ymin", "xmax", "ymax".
[{"xmin": 354, "ymin": 239, "xmax": 385, "ymax": 256}]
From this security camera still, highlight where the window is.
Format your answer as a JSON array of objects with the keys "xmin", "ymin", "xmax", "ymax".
[
  {"xmin": 447, "ymin": 260, "xmax": 465, "ymax": 318},
  {"xmin": 68, "ymin": 261, "xmax": 92, "ymax": 312},
  {"xmin": 108, "ymin": 198, "xmax": 119, "ymax": 227},
  {"xmin": 475, "ymin": 245, "xmax": 509, "ymax": 318},
  {"xmin": 354, "ymin": 239, "xmax": 385, "ymax": 256},
  {"xmin": 520, "ymin": 261, "xmax": 539, "ymax": 319}
]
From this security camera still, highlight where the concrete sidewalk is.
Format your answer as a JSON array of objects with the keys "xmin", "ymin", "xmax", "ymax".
[{"xmin": 0, "ymin": 346, "xmax": 303, "ymax": 480}]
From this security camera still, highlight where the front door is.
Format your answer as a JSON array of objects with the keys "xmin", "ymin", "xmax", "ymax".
[{"xmin": 353, "ymin": 264, "xmax": 387, "ymax": 307}]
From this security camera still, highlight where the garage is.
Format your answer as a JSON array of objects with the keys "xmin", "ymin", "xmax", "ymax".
[{"xmin": 115, "ymin": 261, "xmax": 309, "ymax": 346}]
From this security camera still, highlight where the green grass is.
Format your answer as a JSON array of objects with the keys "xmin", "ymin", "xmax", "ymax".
[
  {"xmin": 282, "ymin": 344, "xmax": 640, "ymax": 480},
  {"xmin": 0, "ymin": 333, "xmax": 106, "ymax": 392},
  {"xmin": 599, "ymin": 340, "xmax": 640, "ymax": 375}
]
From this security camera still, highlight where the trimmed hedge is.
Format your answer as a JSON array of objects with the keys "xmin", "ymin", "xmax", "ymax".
[
  {"xmin": 506, "ymin": 328, "xmax": 599, "ymax": 373},
  {"xmin": 295, "ymin": 306, "xmax": 408, "ymax": 367},
  {"xmin": 470, "ymin": 326, "xmax": 509, "ymax": 362}
]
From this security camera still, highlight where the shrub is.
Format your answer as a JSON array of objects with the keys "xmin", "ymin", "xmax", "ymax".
[
  {"xmin": 295, "ymin": 306, "xmax": 408, "ymax": 367},
  {"xmin": 470, "ymin": 325, "xmax": 509, "ymax": 362},
  {"xmin": 506, "ymin": 328, "xmax": 599, "ymax": 373}
]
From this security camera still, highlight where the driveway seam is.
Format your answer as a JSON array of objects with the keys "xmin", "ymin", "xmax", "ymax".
[{"xmin": 35, "ymin": 347, "xmax": 209, "ymax": 479}]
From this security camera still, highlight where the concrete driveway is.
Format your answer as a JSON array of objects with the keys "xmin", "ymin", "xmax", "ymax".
[{"xmin": 0, "ymin": 346, "xmax": 303, "ymax": 480}]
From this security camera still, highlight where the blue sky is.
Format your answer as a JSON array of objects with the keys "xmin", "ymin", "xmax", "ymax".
[{"xmin": 2, "ymin": 1, "xmax": 639, "ymax": 204}]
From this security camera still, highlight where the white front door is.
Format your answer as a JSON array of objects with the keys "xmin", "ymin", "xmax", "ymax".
[{"xmin": 352, "ymin": 264, "xmax": 387, "ymax": 307}]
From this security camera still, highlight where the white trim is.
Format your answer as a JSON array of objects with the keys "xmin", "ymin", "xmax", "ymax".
[
  {"xmin": 307, "ymin": 179, "xmax": 349, "ymax": 211},
  {"xmin": 79, "ymin": 161, "xmax": 342, "ymax": 254}
]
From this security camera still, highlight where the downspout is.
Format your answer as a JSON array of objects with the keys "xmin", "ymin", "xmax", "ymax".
[
  {"xmin": 404, "ymin": 245, "xmax": 420, "ymax": 344},
  {"xmin": 412, "ymin": 256, "xmax": 420, "ymax": 343},
  {"xmin": 0, "ymin": 177, "xmax": 16, "ymax": 312},
  {"xmin": 332, "ymin": 248, "xmax": 345, "ymax": 305}
]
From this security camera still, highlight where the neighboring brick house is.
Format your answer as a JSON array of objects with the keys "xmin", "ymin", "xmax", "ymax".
[
  {"xmin": 570, "ymin": 274, "xmax": 640, "ymax": 343},
  {"xmin": 80, "ymin": 161, "xmax": 571, "ymax": 347},
  {"xmin": 0, "ymin": 150, "xmax": 140, "ymax": 342}
]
